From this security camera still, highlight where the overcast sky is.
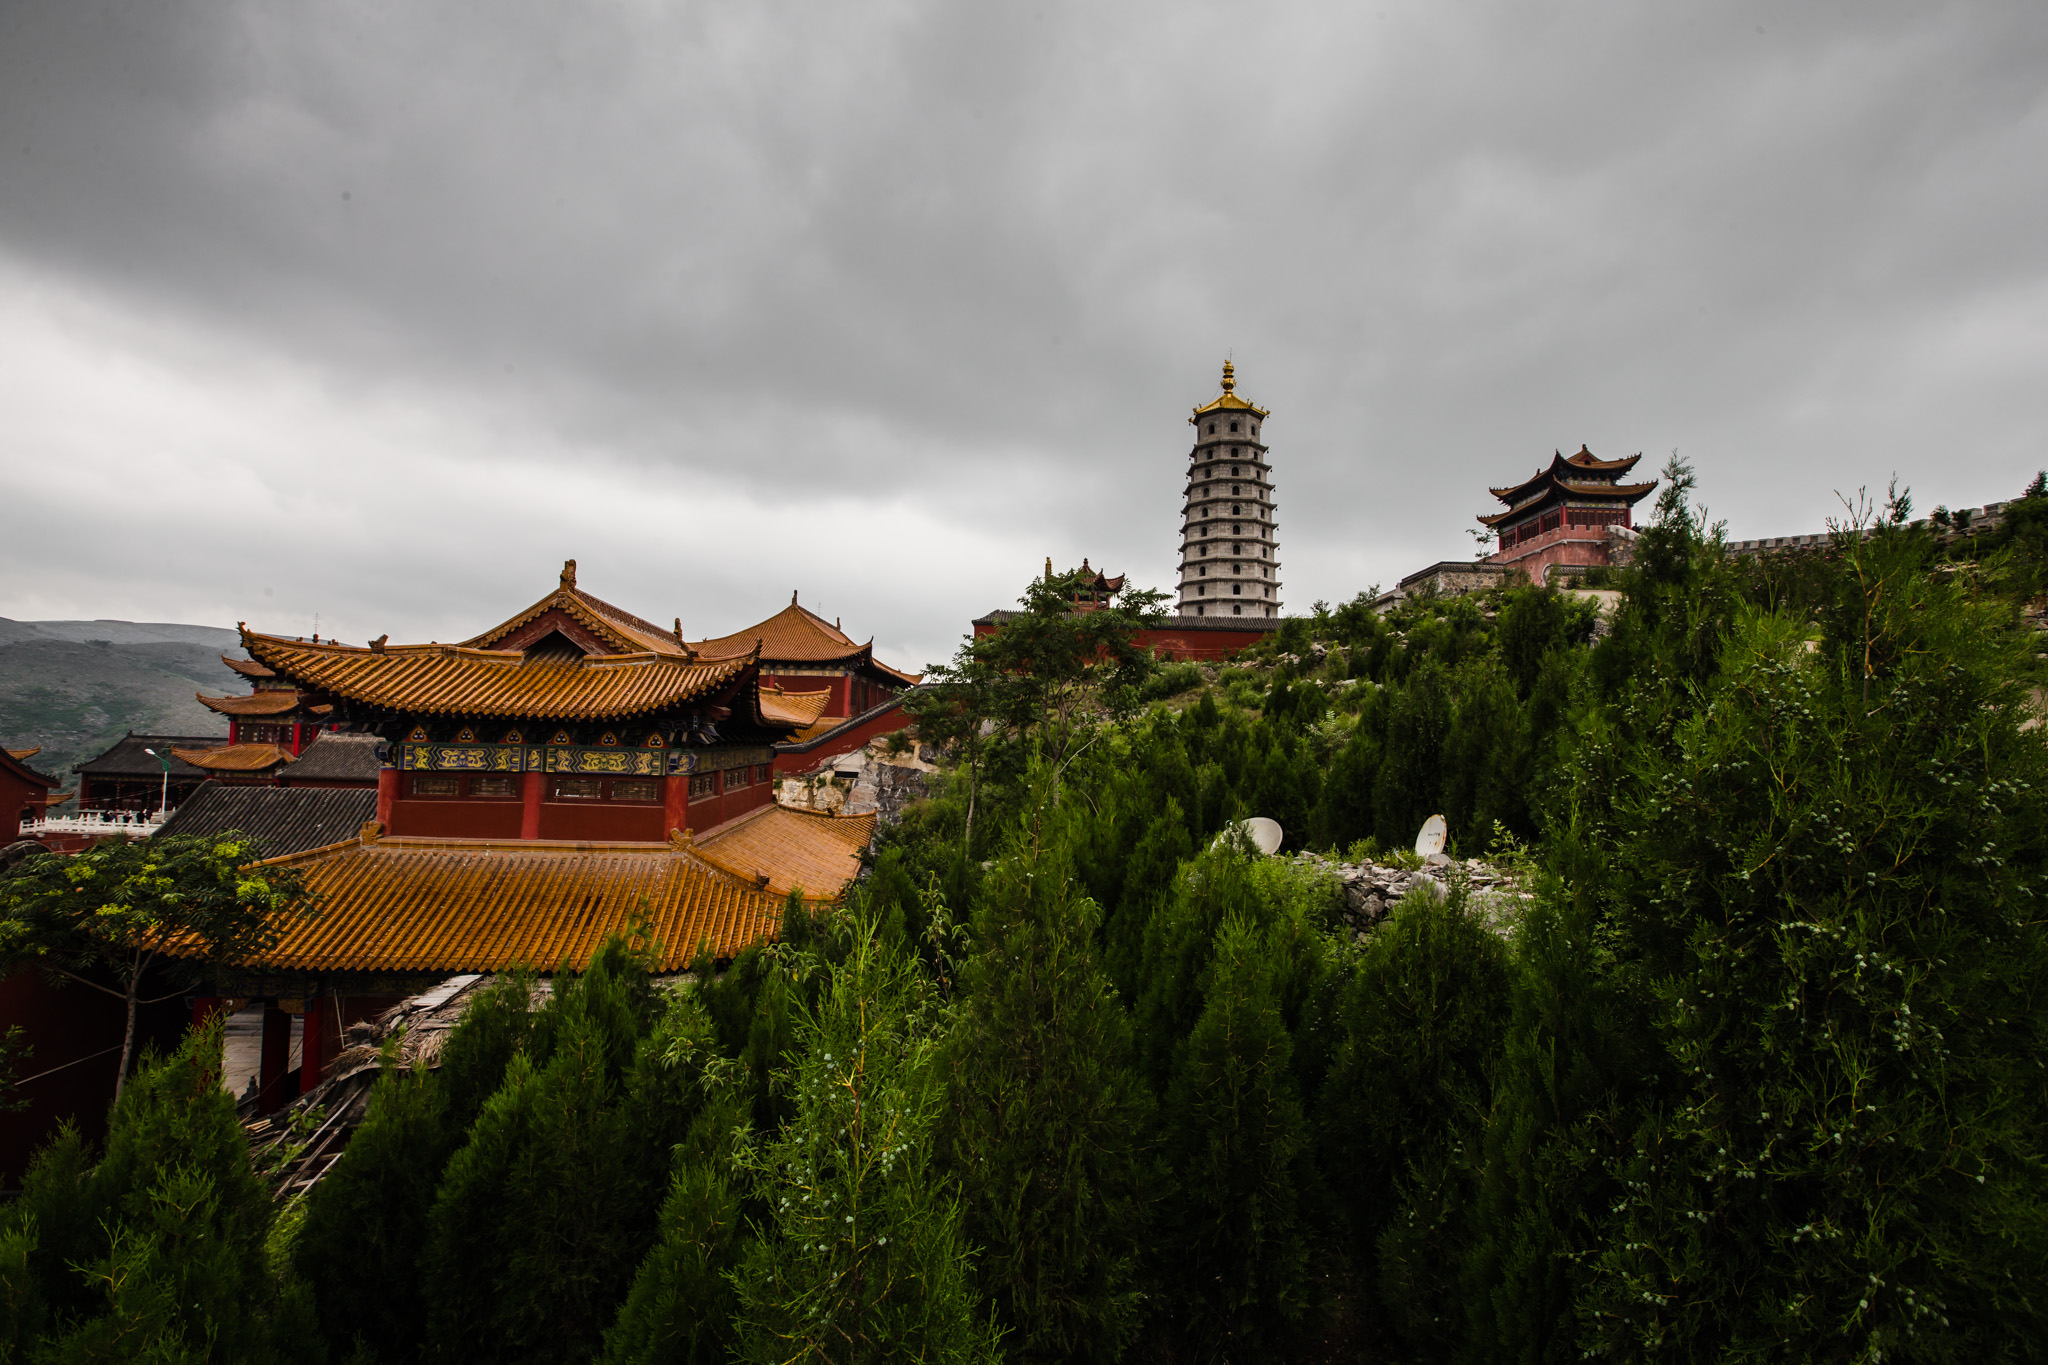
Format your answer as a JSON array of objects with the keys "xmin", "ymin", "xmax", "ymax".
[{"xmin": 2, "ymin": 1, "xmax": 2043, "ymax": 672}]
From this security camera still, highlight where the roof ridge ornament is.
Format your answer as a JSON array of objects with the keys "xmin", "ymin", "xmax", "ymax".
[
  {"xmin": 1220, "ymin": 359, "xmax": 1235, "ymax": 394},
  {"xmin": 561, "ymin": 559, "xmax": 577, "ymax": 589}
]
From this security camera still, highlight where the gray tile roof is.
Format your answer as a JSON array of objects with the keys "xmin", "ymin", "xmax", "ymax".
[
  {"xmin": 279, "ymin": 732, "xmax": 381, "ymax": 784},
  {"xmin": 155, "ymin": 782, "xmax": 378, "ymax": 858},
  {"xmin": 74, "ymin": 734, "xmax": 226, "ymax": 778}
]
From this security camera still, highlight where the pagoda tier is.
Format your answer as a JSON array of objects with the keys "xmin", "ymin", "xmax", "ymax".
[
  {"xmin": 690, "ymin": 593, "xmax": 920, "ymax": 721},
  {"xmin": 1177, "ymin": 361, "xmax": 1282, "ymax": 619},
  {"xmin": 239, "ymin": 562, "xmax": 814, "ymax": 843},
  {"xmin": 1481, "ymin": 446, "xmax": 1658, "ymax": 582}
]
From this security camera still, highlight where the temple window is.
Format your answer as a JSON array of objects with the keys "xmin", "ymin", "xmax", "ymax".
[
  {"xmin": 689, "ymin": 774, "xmax": 715, "ymax": 798},
  {"xmin": 614, "ymin": 778, "xmax": 659, "ymax": 802},
  {"xmin": 1232, "ymin": 584, "xmax": 1242, "ymax": 595},
  {"xmin": 1232, "ymin": 485, "xmax": 1240, "ymax": 495},
  {"xmin": 1208, "ymin": 423, "xmax": 1216, "ymax": 433},
  {"xmin": 1199, "ymin": 565, "xmax": 1208, "ymax": 576},
  {"xmin": 1229, "ymin": 420, "xmax": 1239, "ymax": 432},
  {"xmin": 1231, "ymin": 466, "xmax": 1240, "ymax": 476},
  {"xmin": 411, "ymin": 774, "xmax": 458, "ymax": 798},
  {"xmin": 1198, "ymin": 584, "xmax": 1207, "ymax": 596},
  {"xmin": 726, "ymin": 768, "xmax": 750, "ymax": 790},
  {"xmin": 555, "ymin": 778, "xmax": 603, "ymax": 801},
  {"xmin": 756, "ymin": 764, "xmax": 772, "ymax": 783},
  {"xmin": 472, "ymin": 776, "xmax": 516, "ymax": 799}
]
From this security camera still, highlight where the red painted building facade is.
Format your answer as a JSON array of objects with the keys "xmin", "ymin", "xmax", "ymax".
[
  {"xmin": 237, "ymin": 562, "xmax": 819, "ymax": 844},
  {"xmin": 1481, "ymin": 446, "xmax": 1657, "ymax": 584}
]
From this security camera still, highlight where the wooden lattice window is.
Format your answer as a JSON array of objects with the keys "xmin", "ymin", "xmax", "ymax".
[
  {"xmin": 555, "ymin": 778, "xmax": 603, "ymax": 801},
  {"xmin": 613, "ymin": 779, "xmax": 658, "ymax": 803},
  {"xmin": 690, "ymin": 774, "xmax": 715, "ymax": 799},
  {"xmin": 411, "ymin": 774, "xmax": 458, "ymax": 798}
]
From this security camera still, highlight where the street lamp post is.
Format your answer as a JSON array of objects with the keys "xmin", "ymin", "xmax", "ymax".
[{"xmin": 142, "ymin": 748, "xmax": 170, "ymax": 817}]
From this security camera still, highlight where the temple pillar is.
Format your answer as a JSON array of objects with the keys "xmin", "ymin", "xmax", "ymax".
[
  {"xmin": 520, "ymin": 770, "xmax": 544, "ymax": 840},
  {"xmin": 258, "ymin": 1004, "xmax": 293, "ymax": 1115},
  {"xmin": 664, "ymin": 773, "xmax": 690, "ymax": 838},
  {"xmin": 376, "ymin": 767, "xmax": 398, "ymax": 830},
  {"xmin": 299, "ymin": 993, "xmax": 334, "ymax": 1095}
]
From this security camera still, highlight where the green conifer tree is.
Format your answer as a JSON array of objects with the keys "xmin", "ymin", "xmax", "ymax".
[
  {"xmin": 1582, "ymin": 522, "xmax": 2048, "ymax": 1359},
  {"xmin": 937, "ymin": 793, "xmax": 1150, "ymax": 1362},
  {"xmin": 731, "ymin": 908, "xmax": 1001, "ymax": 1365}
]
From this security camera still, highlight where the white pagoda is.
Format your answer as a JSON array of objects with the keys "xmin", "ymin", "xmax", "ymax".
[{"xmin": 1176, "ymin": 361, "xmax": 1282, "ymax": 618}]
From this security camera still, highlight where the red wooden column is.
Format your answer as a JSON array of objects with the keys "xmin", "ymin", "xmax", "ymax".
[
  {"xmin": 376, "ymin": 768, "xmax": 399, "ymax": 830},
  {"xmin": 258, "ymin": 1004, "xmax": 293, "ymax": 1114},
  {"xmin": 299, "ymin": 993, "xmax": 336, "ymax": 1095},
  {"xmin": 520, "ymin": 770, "xmax": 545, "ymax": 839},
  {"xmin": 663, "ymin": 773, "xmax": 690, "ymax": 840}
]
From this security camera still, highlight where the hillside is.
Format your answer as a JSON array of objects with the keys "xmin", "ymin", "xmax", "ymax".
[{"xmin": 0, "ymin": 619, "xmax": 242, "ymax": 783}]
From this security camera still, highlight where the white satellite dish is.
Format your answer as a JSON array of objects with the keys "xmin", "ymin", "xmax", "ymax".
[
  {"xmin": 1211, "ymin": 817, "xmax": 1285, "ymax": 857},
  {"xmin": 1414, "ymin": 814, "xmax": 1447, "ymax": 858}
]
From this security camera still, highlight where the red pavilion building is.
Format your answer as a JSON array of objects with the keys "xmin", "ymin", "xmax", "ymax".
[{"xmin": 1481, "ymin": 446, "xmax": 1657, "ymax": 584}]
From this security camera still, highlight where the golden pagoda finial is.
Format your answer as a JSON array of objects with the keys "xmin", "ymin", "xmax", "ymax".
[{"xmin": 1220, "ymin": 359, "xmax": 1235, "ymax": 394}]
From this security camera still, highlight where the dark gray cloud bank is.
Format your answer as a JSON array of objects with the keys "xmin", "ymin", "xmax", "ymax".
[{"xmin": 2, "ymin": 0, "xmax": 2044, "ymax": 670}]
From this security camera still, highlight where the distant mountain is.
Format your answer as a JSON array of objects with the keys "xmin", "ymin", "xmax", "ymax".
[{"xmin": 0, "ymin": 619, "xmax": 244, "ymax": 786}]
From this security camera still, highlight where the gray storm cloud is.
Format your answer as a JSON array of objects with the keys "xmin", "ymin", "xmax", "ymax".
[{"xmin": 1, "ymin": 0, "xmax": 2043, "ymax": 669}]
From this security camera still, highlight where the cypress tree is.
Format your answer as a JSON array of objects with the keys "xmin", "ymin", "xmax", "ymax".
[
  {"xmin": 294, "ymin": 972, "xmax": 536, "ymax": 1363},
  {"xmin": 1374, "ymin": 658, "xmax": 1453, "ymax": 847},
  {"xmin": 1152, "ymin": 913, "xmax": 1315, "ymax": 1361},
  {"xmin": 937, "ymin": 798, "xmax": 1150, "ymax": 1363},
  {"xmin": 731, "ymin": 907, "xmax": 1001, "ymax": 1365},
  {"xmin": 1, "ymin": 1019, "xmax": 285, "ymax": 1362},
  {"xmin": 1582, "ymin": 526, "xmax": 2048, "ymax": 1359}
]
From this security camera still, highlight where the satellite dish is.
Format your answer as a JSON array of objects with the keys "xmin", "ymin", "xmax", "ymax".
[
  {"xmin": 1211, "ymin": 817, "xmax": 1285, "ymax": 857},
  {"xmin": 1414, "ymin": 814, "xmax": 1447, "ymax": 858},
  {"xmin": 1243, "ymin": 817, "xmax": 1284, "ymax": 856}
]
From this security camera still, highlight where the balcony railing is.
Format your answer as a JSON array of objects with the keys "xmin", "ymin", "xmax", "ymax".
[{"xmin": 24, "ymin": 809, "xmax": 169, "ymax": 837}]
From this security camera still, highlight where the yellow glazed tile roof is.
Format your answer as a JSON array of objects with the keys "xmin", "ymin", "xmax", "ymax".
[
  {"xmin": 197, "ymin": 689, "xmax": 306, "ymax": 717},
  {"xmin": 218, "ymin": 836, "xmax": 793, "ymax": 973},
  {"xmin": 171, "ymin": 743, "xmax": 295, "ymax": 772},
  {"xmin": 694, "ymin": 805, "xmax": 876, "ymax": 901},
  {"xmin": 758, "ymin": 686, "xmax": 834, "ymax": 728},
  {"xmin": 242, "ymin": 635, "xmax": 750, "ymax": 721},
  {"xmin": 693, "ymin": 599, "xmax": 864, "ymax": 663}
]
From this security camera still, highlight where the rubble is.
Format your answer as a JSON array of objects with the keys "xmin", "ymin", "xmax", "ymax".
[
  {"xmin": 775, "ymin": 738, "xmax": 933, "ymax": 825},
  {"xmin": 1286, "ymin": 850, "xmax": 1534, "ymax": 944}
]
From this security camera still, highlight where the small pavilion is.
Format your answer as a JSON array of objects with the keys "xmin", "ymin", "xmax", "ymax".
[{"xmin": 1481, "ymin": 446, "xmax": 1657, "ymax": 583}]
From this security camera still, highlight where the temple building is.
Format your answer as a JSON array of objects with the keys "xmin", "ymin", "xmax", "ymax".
[
  {"xmin": 1480, "ymin": 446, "xmax": 1656, "ymax": 583},
  {"xmin": 237, "ymin": 561, "xmax": 826, "ymax": 843},
  {"xmin": 2, "ymin": 748, "xmax": 55, "ymax": 844},
  {"xmin": 690, "ymin": 594, "xmax": 920, "ymax": 722},
  {"xmin": 1177, "ymin": 361, "xmax": 1283, "ymax": 619}
]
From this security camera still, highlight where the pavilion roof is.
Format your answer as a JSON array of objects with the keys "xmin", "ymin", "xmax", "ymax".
[
  {"xmin": 1, "ymin": 747, "xmax": 54, "ymax": 790},
  {"xmin": 170, "ymin": 743, "xmax": 295, "ymax": 773},
  {"xmin": 1477, "ymin": 481, "xmax": 1658, "ymax": 527},
  {"xmin": 463, "ymin": 560, "xmax": 695, "ymax": 658},
  {"xmin": 73, "ymin": 734, "xmax": 225, "ymax": 778},
  {"xmin": 1488, "ymin": 447, "xmax": 1648, "ymax": 501},
  {"xmin": 692, "ymin": 596, "xmax": 922, "ymax": 684},
  {"xmin": 156, "ymin": 782, "xmax": 378, "ymax": 857},
  {"xmin": 220, "ymin": 655, "xmax": 277, "ymax": 680},
  {"xmin": 241, "ymin": 633, "xmax": 753, "ymax": 723},
  {"xmin": 166, "ymin": 816, "xmax": 872, "ymax": 973},
  {"xmin": 197, "ymin": 689, "xmax": 310, "ymax": 718},
  {"xmin": 758, "ymin": 686, "xmax": 834, "ymax": 729},
  {"xmin": 693, "ymin": 805, "xmax": 877, "ymax": 901},
  {"xmin": 1189, "ymin": 361, "xmax": 1270, "ymax": 421}
]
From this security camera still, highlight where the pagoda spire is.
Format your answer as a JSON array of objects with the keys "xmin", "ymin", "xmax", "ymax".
[{"xmin": 1176, "ymin": 364, "xmax": 1282, "ymax": 620}]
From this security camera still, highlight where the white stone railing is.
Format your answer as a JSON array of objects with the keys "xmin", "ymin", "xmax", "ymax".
[{"xmin": 24, "ymin": 810, "xmax": 168, "ymax": 837}]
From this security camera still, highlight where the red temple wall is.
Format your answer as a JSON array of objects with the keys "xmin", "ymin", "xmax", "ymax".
[
  {"xmin": 387, "ymin": 797, "xmax": 524, "ymax": 840},
  {"xmin": 1489, "ymin": 526, "xmax": 1620, "ymax": 584},
  {"xmin": 1, "ymin": 767, "xmax": 37, "ymax": 843},
  {"xmin": 683, "ymin": 776, "xmax": 774, "ymax": 834},
  {"xmin": 772, "ymin": 700, "xmax": 910, "ymax": 775},
  {"xmin": 535, "ymin": 801, "xmax": 665, "ymax": 842}
]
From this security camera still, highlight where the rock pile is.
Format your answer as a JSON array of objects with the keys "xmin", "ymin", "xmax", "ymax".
[{"xmin": 1289, "ymin": 850, "xmax": 1532, "ymax": 943}]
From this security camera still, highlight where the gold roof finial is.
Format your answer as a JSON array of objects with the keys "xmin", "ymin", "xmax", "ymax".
[{"xmin": 1220, "ymin": 359, "xmax": 1235, "ymax": 394}]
